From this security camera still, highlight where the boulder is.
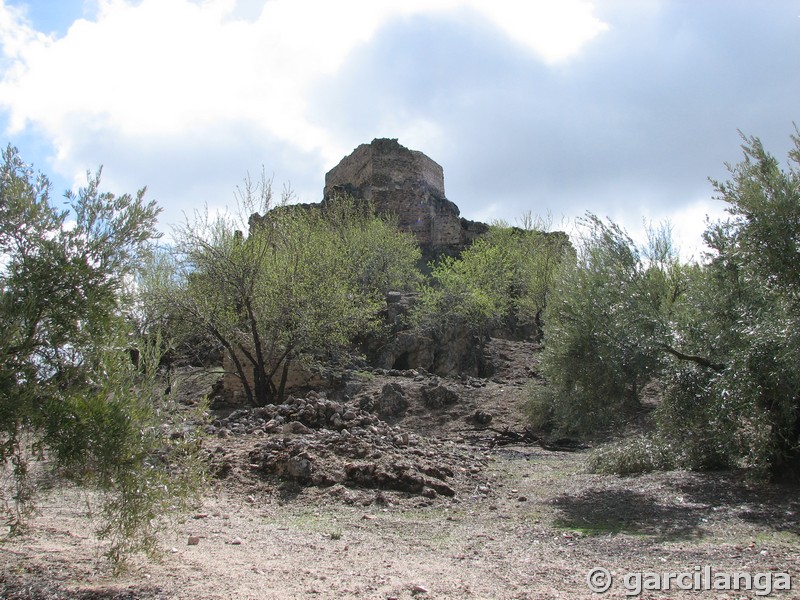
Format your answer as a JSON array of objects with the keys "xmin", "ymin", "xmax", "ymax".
[
  {"xmin": 421, "ymin": 384, "xmax": 459, "ymax": 409},
  {"xmin": 361, "ymin": 382, "xmax": 408, "ymax": 419}
]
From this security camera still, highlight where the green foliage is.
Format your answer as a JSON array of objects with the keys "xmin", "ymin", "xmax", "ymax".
[
  {"xmin": 590, "ymin": 368, "xmax": 736, "ymax": 476},
  {"xmin": 524, "ymin": 381, "xmax": 555, "ymax": 431},
  {"xmin": 414, "ymin": 217, "xmax": 573, "ymax": 337},
  {"xmin": 153, "ymin": 182, "xmax": 420, "ymax": 405},
  {"xmin": 416, "ymin": 237, "xmax": 513, "ymax": 334},
  {"xmin": 319, "ymin": 193, "xmax": 422, "ymax": 296},
  {"xmin": 536, "ymin": 130, "xmax": 800, "ymax": 481},
  {"xmin": 654, "ymin": 366, "xmax": 737, "ymax": 471},
  {"xmin": 586, "ymin": 435, "xmax": 678, "ymax": 476},
  {"xmin": 49, "ymin": 332, "xmax": 206, "ymax": 563},
  {"xmin": 696, "ymin": 131, "xmax": 800, "ymax": 479},
  {"xmin": 529, "ymin": 216, "xmax": 683, "ymax": 432},
  {"xmin": 0, "ymin": 145, "xmax": 204, "ymax": 563}
]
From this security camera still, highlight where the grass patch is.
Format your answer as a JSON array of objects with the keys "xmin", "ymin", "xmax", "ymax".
[
  {"xmin": 552, "ymin": 517, "xmax": 637, "ymax": 537},
  {"xmin": 271, "ymin": 508, "xmax": 341, "ymax": 533},
  {"xmin": 393, "ymin": 506, "xmax": 459, "ymax": 522},
  {"xmin": 257, "ymin": 506, "xmax": 349, "ymax": 542},
  {"xmin": 754, "ymin": 530, "xmax": 800, "ymax": 545},
  {"xmin": 353, "ymin": 370, "xmax": 375, "ymax": 381}
]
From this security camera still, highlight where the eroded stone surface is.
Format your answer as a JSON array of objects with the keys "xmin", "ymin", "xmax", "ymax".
[{"xmin": 324, "ymin": 138, "xmax": 487, "ymax": 255}]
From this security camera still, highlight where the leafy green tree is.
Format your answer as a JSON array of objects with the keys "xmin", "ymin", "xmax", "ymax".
[
  {"xmin": 688, "ymin": 131, "xmax": 800, "ymax": 479},
  {"xmin": 315, "ymin": 192, "xmax": 422, "ymax": 298},
  {"xmin": 537, "ymin": 130, "xmax": 800, "ymax": 481},
  {"xmin": 414, "ymin": 217, "xmax": 573, "ymax": 339},
  {"xmin": 529, "ymin": 216, "xmax": 684, "ymax": 431},
  {"xmin": 151, "ymin": 182, "xmax": 420, "ymax": 406},
  {"xmin": 0, "ymin": 146, "xmax": 203, "ymax": 562}
]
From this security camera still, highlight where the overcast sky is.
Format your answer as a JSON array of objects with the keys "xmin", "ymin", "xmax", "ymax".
[{"xmin": 1, "ymin": 0, "xmax": 798, "ymax": 257}]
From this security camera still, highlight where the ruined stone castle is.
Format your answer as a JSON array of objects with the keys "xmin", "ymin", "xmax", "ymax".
[
  {"xmin": 324, "ymin": 138, "xmax": 487, "ymax": 257},
  {"xmin": 224, "ymin": 139, "xmax": 489, "ymax": 402}
]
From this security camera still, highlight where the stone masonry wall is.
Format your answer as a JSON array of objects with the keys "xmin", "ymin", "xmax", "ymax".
[
  {"xmin": 324, "ymin": 138, "xmax": 468, "ymax": 250},
  {"xmin": 226, "ymin": 139, "xmax": 490, "ymax": 401},
  {"xmin": 223, "ymin": 349, "xmax": 327, "ymax": 404}
]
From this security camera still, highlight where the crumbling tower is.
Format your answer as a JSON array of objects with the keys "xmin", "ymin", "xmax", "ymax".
[{"xmin": 324, "ymin": 138, "xmax": 485, "ymax": 255}]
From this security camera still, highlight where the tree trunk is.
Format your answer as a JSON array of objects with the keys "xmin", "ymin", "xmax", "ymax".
[
  {"xmin": 277, "ymin": 357, "xmax": 291, "ymax": 403},
  {"xmin": 661, "ymin": 344, "xmax": 725, "ymax": 372}
]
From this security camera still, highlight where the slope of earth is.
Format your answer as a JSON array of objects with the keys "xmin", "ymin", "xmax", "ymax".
[{"xmin": 3, "ymin": 338, "xmax": 800, "ymax": 599}]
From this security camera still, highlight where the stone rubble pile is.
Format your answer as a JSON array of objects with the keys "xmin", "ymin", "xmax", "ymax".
[
  {"xmin": 421, "ymin": 384, "xmax": 460, "ymax": 409},
  {"xmin": 213, "ymin": 390, "xmax": 380, "ymax": 434},
  {"xmin": 208, "ymin": 390, "xmax": 483, "ymax": 500}
]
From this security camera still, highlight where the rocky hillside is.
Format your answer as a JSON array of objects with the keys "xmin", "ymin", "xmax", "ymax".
[{"xmin": 203, "ymin": 337, "xmax": 546, "ymax": 508}]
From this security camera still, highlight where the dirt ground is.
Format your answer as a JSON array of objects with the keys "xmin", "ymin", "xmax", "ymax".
[{"xmin": 3, "ymin": 339, "xmax": 800, "ymax": 599}]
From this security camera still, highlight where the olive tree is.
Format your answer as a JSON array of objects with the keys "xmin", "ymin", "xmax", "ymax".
[
  {"xmin": 537, "ymin": 130, "xmax": 800, "ymax": 481},
  {"xmin": 0, "ymin": 146, "xmax": 203, "ymax": 562},
  {"xmin": 686, "ymin": 131, "xmax": 800, "ymax": 479},
  {"xmin": 529, "ymin": 216, "xmax": 685, "ymax": 431}
]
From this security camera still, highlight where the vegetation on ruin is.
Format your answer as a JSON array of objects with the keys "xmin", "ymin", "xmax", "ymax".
[
  {"xmin": 412, "ymin": 215, "xmax": 574, "ymax": 339},
  {"xmin": 143, "ymin": 180, "xmax": 421, "ymax": 406},
  {"xmin": 1, "ymin": 127, "xmax": 799, "ymax": 572}
]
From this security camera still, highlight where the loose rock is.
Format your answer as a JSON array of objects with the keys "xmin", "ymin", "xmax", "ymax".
[{"xmin": 421, "ymin": 385, "xmax": 459, "ymax": 409}]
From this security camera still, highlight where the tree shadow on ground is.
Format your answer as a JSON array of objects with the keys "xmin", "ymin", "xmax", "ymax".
[
  {"xmin": 549, "ymin": 488, "xmax": 705, "ymax": 541},
  {"xmin": 0, "ymin": 574, "xmax": 164, "ymax": 600},
  {"xmin": 673, "ymin": 470, "xmax": 800, "ymax": 534},
  {"xmin": 550, "ymin": 470, "xmax": 800, "ymax": 541}
]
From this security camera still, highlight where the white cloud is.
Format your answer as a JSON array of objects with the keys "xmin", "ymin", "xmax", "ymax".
[
  {"xmin": 2, "ymin": 0, "xmax": 789, "ymax": 261},
  {"xmin": 0, "ymin": 1, "xmax": 43, "ymax": 61},
  {"xmin": 660, "ymin": 197, "xmax": 730, "ymax": 262},
  {"xmin": 0, "ymin": 0, "xmax": 608, "ymax": 169},
  {"xmin": 0, "ymin": 0, "xmax": 617, "ymax": 235},
  {"xmin": 607, "ymin": 196, "xmax": 730, "ymax": 263},
  {"xmin": 466, "ymin": 0, "xmax": 608, "ymax": 64}
]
